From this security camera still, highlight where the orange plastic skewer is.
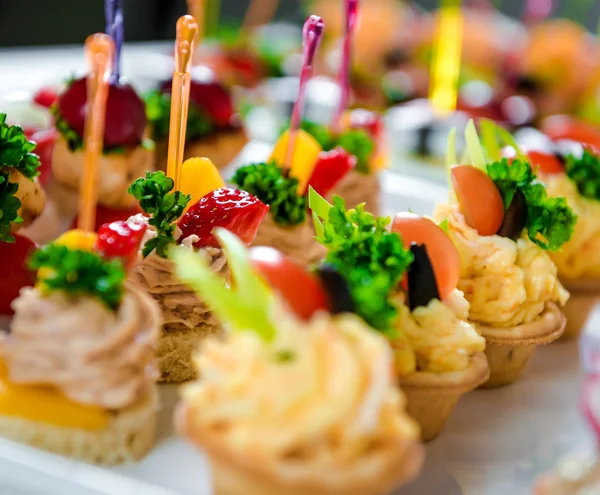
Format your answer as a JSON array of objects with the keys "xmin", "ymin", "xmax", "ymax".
[
  {"xmin": 242, "ymin": 0, "xmax": 280, "ymax": 32},
  {"xmin": 186, "ymin": 0, "xmax": 204, "ymax": 46},
  {"xmin": 166, "ymin": 15, "xmax": 198, "ymax": 190},
  {"xmin": 78, "ymin": 33, "xmax": 114, "ymax": 232}
]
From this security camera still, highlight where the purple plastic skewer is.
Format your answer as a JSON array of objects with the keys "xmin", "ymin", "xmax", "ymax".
[
  {"xmin": 333, "ymin": 0, "xmax": 358, "ymax": 133},
  {"xmin": 105, "ymin": 0, "xmax": 124, "ymax": 81},
  {"xmin": 285, "ymin": 15, "xmax": 325, "ymax": 168},
  {"xmin": 523, "ymin": 0, "xmax": 553, "ymax": 25}
]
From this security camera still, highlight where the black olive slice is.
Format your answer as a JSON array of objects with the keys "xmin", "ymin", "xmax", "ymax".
[
  {"xmin": 315, "ymin": 264, "xmax": 354, "ymax": 315},
  {"xmin": 408, "ymin": 244, "xmax": 440, "ymax": 311},
  {"xmin": 496, "ymin": 189, "xmax": 527, "ymax": 240}
]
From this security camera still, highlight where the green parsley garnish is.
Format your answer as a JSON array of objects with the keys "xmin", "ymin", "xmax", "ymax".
[
  {"xmin": 0, "ymin": 172, "xmax": 23, "ymax": 243},
  {"xmin": 0, "ymin": 113, "xmax": 41, "ymax": 179},
  {"xmin": 292, "ymin": 120, "xmax": 377, "ymax": 174},
  {"xmin": 232, "ymin": 161, "xmax": 307, "ymax": 226},
  {"xmin": 51, "ymin": 104, "xmax": 83, "ymax": 152},
  {"xmin": 486, "ymin": 158, "xmax": 577, "ymax": 251},
  {"xmin": 127, "ymin": 171, "xmax": 190, "ymax": 258},
  {"xmin": 29, "ymin": 244, "xmax": 126, "ymax": 309},
  {"xmin": 565, "ymin": 149, "xmax": 600, "ymax": 201},
  {"xmin": 310, "ymin": 189, "xmax": 413, "ymax": 335},
  {"xmin": 144, "ymin": 89, "xmax": 214, "ymax": 142}
]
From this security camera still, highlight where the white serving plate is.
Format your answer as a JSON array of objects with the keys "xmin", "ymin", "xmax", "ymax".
[{"xmin": 0, "ymin": 44, "xmax": 592, "ymax": 495}]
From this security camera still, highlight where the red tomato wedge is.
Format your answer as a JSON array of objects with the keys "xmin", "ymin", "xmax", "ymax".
[
  {"xmin": 526, "ymin": 150, "xmax": 564, "ymax": 175},
  {"xmin": 543, "ymin": 116, "xmax": 600, "ymax": 151},
  {"xmin": 451, "ymin": 165, "xmax": 504, "ymax": 236},
  {"xmin": 0, "ymin": 234, "xmax": 37, "ymax": 315},
  {"xmin": 391, "ymin": 213, "xmax": 461, "ymax": 300},
  {"xmin": 248, "ymin": 246, "xmax": 329, "ymax": 320}
]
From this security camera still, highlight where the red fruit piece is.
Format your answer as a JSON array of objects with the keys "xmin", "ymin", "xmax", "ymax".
[
  {"xmin": 248, "ymin": 246, "xmax": 330, "ymax": 320},
  {"xmin": 526, "ymin": 150, "xmax": 564, "ymax": 175},
  {"xmin": 307, "ymin": 147, "xmax": 356, "ymax": 197},
  {"xmin": 0, "ymin": 234, "xmax": 37, "ymax": 315},
  {"xmin": 160, "ymin": 79, "xmax": 234, "ymax": 128},
  {"xmin": 543, "ymin": 116, "xmax": 600, "ymax": 152},
  {"xmin": 71, "ymin": 204, "xmax": 144, "ymax": 233},
  {"xmin": 33, "ymin": 87, "xmax": 59, "ymax": 109},
  {"xmin": 29, "ymin": 128, "xmax": 57, "ymax": 187},
  {"xmin": 451, "ymin": 165, "xmax": 505, "ymax": 236},
  {"xmin": 347, "ymin": 109, "xmax": 384, "ymax": 141},
  {"xmin": 177, "ymin": 188, "xmax": 269, "ymax": 248},
  {"xmin": 95, "ymin": 219, "xmax": 147, "ymax": 268},
  {"xmin": 58, "ymin": 77, "xmax": 147, "ymax": 148}
]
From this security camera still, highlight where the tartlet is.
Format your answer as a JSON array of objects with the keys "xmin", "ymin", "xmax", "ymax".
[
  {"xmin": 128, "ymin": 165, "xmax": 267, "ymax": 382},
  {"xmin": 171, "ymin": 228, "xmax": 424, "ymax": 495},
  {"xmin": 434, "ymin": 122, "xmax": 575, "ymax": 387},
  {"xmin": 0, "ymin": 233, "xmax": 161, "ymax": 464},
  {"xmin": 311, "ymin": 190, "xmax": 488, "ymax": 440}
]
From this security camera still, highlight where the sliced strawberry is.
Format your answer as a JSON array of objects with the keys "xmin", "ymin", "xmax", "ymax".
[
  {"xmin": 33, "ymin": 87, "xmax": 59, "ymax": 109},
  {"xmin": 29, "ymin": 128, "xmax": 57, "ymax": 187},
  {"xmin": 71, "ymin": 204, "xmax": 144, "ymax": 233},
  {"xmin": 95, "ymin": 219, "xmax": 147, "ymax": 269},
  {"xmin": 347, "ymin": 109, "xmax": 384, "ymax": 141},
  {"xmin": 307, "ymin": 148, "xmax": 356, "ymax": 197},
  {"xmin": 177, "ymin": 188, "xmax": 269, "ymax": 248},
  {"xmin": 0, "ymin": 234, "xmax": 37, "ymax": 315}
]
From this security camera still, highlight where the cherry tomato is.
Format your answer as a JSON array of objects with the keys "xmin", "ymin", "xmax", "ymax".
[
  {"xmin": 71, "ymin": 204, "xmax": 143, "ymax": 233},
  {"xmin": 0, "ymin": 234, "xmax": 37, "ymax": 315},
  {"xmin": 526, "ymin": 150, "xmax": 564, "ymax": 175},
  {"xmin": 248, "ymin": 246, "xmax": 329, "ymax": 320},
  {"xmin": 391, "ymin": 213, "xmax": 461, "ymax": 300},
  {"xmin": 543, "ymin": 116, "xmax": 600, "ymax": 152},
  {"xmin": 451, "ymin": 165, "xmax": 505, "ymax": 236}
]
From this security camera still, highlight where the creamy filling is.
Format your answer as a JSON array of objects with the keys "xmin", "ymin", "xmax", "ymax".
[{"xmin": 3, "ymin": 285, "xmax": 160, "ymax": 410}]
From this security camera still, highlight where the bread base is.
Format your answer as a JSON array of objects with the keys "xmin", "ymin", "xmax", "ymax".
[
  {"xmin": 0, "ymin": 391, "xmax": 157, "ymax": 465},
  {"xmin": 155, "ymin": 127, "xmax": 248, "ymax": 172},
  {"xmin": 476, "ymin": 303, "xmax": 566, "ymax": 388},
  {"xmin": 397, "ymin": 352, "xmax": 489, "ymax": 442},
  {"xmin": 560, "ymin": 278, "xmax": 600, "ymax": 340},
  {"xmin": 331, "ymin": 170, "xmax": 380, "ymax": 216},
  {"xmin": 158, "ymin": 326, "xmax": 222, "ymax": 383},
  {"xmin": 176, "ymin": 402, "xmax": 424, "ymax": 495}
]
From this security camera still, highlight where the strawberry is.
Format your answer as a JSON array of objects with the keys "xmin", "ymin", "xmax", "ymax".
[
  {"xmin": 307, "ymin": 148, "xmax": 356, "ymax": 197},
  {"xmin": 33, "ymin": 87, "xmax": 59, "ymax": 109},
  {"xmin": 95, "ymin": 219, "xmax": 147, "ymax": 269},
  {"xmin": 177, "ymin": 188, "xmax": 268, "ymax": 248}
]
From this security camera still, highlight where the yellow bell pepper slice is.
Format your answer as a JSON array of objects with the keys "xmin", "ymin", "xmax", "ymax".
[
  {"xmin": 270, "ymin": 129, "xmax": 322, "ymax": 194},
  {"xmin": 179, "ymin": 157, "xmax": 225, "ymax": 211}
]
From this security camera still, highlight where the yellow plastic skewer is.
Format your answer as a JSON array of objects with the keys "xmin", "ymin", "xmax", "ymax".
[
  {"xmin": 78, "ymin": 33, "xmax": 114, "ymax": 233},
  {"xmin": 166, "ymin": 15, "xmax": 199, "ymax": 191},
  {"xmin": 429, "ymin": 0, "xmax": 464, "ymax": 114}
]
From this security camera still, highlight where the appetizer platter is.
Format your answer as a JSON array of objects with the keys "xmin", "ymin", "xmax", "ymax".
[{"xmin": 2, "ymin": 0, "xmax": 600, "ymax": 494}]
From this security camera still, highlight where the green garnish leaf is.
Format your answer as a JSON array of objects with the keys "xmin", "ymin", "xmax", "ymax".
[
  {"xmin": 480, "ymin": 119, "xmax": 501, "ymax": 162},
  {"xmin": 486, "ymin": 158, "xmax": 577, "ymax": 250},
  {"xmin": 29, "ymin": 244, "xmax": 125, "ymax": 309},
  {"xmin": 439, "ymin": 219, "xmax": 449, "ymax": 233},
  {"xmin": 144, "ymin": 90, "xmax": 214, "ymax": 142},
  {"xmin": 312, "ymin": 191, "xmax": 413, "ymax": 334},
  {"xmin": 127, "ymin": 171, "xmax": 190, "ymax": 258},
  {"xmin": 565, "ymin": 149, "xmax": 600, "ymax": 201},
  {"xmin": 0, "ymin": 113, "xmax": 41, "ymax": 179},
  {"xmin": 51, "ymin": 104, "xmax": 84, "ymax": 152},
  {"xmin": 171, "ymin": 228, "xmax": 276, "ymax": 341},
  {"xmin": 336, "ymin": 129, "xmax": 375, "ymax": 174},
  {"xmin": 232, "ymin": 161, "xmax": 306, "ymax": 226},
  {"xmin": 465, "ymin": 120, "xmax": 486, "ymax": 171},
  {"xmin": 299, "ymin": 120, "xmax": 334, "ymax": 150},
  {"xmin": 0, "ymin": 171, "xmax": 23, "ymax": 243}
]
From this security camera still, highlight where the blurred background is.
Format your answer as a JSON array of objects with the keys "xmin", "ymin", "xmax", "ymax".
[{"xmin": 1, "ymin": 0, "xmax": 600, "ymax": 47}]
